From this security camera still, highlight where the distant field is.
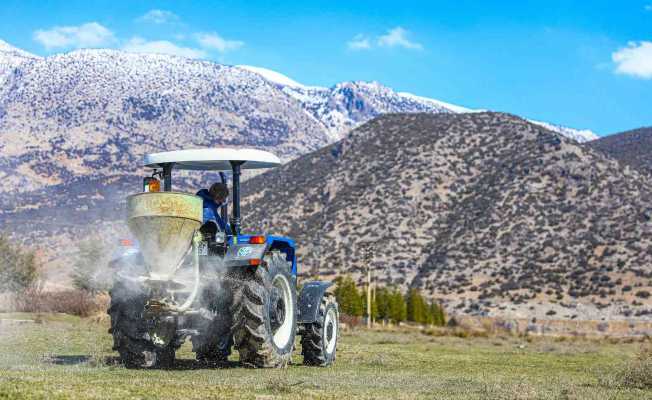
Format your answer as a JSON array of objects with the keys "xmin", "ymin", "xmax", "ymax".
[{"xmin": 0, "ymin": 313, "xmax": 650, "ymax": 399}]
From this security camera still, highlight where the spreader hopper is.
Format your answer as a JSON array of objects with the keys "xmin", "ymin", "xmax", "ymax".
[{"xmin": 126, "ymin": 192, "xmax": 202, "ymax": 279}]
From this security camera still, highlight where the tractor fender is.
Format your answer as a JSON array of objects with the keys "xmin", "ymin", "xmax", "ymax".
[
  {"xmin": 223, "ymin": 243, "xmax": 267, "ymax": 267},
  {"xmin": 235, "ymin": 235, "xmax": 297, "ymax": 275},
  {"xmin": 297, "ymin": 281, "xmax": 333, "ymax": 324}
]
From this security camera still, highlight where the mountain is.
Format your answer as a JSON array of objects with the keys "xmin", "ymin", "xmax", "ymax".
[
  {"xmin": 238, "ymin": 65, "xmax": 599, "ymax": 143},
  {"xmin": 586, "ymin": 127, "xmax": 652, "ymax": 176},
  {"xmin": 0, "ymin": 48, "xmax": 331, "ymax": 196},
  {"xmin": 0, "ymin": 44, "xmax": 597, "ymax": 199},
  {"xmin": 241, "ymin": 112, "xmax": 652, "ymax": 320}
]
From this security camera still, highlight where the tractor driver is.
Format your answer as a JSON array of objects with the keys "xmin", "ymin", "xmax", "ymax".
[{"xmin": 196, "ymin": 182, "xmax": 230, "ymax": 237}]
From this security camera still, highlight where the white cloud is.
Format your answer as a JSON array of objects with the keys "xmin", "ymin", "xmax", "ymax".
[
  {"xmin": 123, "ymin": 37, "xmax": 207, "ymax": 59},
  {"xmin": 377, "ymin": 27, "xmax": 422, "ymax": 50},
  {"xmin": 612, "ymin": 41, "xmax": 652, "ymax": 79},
  {"xmin": 347, "ymin": 34, "xmax": 371, "ymax": 50},
  {"xmin": 33, "ymin": 22, "xmax": 115, "ymax": 50},
  {"xmin": 196, "ymin": 32, "xmax": 244, "ymax": 53},
  {"xmin": 136, "ymin": 9, "xmax": 179, "ymax": 24}
]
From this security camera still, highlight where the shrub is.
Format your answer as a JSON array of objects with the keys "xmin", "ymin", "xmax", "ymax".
[
  {"xmin": 72, "ymin": 239, "xmax": 112, "ymax": 294},
  {"xmin": 12, "ymin": 289, "xmax": 109, "ymax": 317},
  {"xmin": 604, "ymin": 345, "xmax": 652, "ymax": 389},
  {"xmin": 0, "ymin": 234, "xmax": 41, "ymax": 293}
]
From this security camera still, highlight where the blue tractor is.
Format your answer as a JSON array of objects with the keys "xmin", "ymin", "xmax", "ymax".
[{"xmin": 108, "ymin": 148, "xmax": 339, "ymax": 368}]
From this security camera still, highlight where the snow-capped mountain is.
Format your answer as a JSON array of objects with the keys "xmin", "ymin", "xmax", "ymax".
[
  {"xmin": 237, "ymin": 65, "xmax": 598, "ymax": 143},
  {"xmin": 238, "ymin": 65, "xmax": 465, "ymax": 140},
  {"xmin": 0, "ymin": 41, "xmax": 599, "ymax": 204},
  {"xmin": 0, "ymin": 48, "xmax": 331, "ymax": 194}
]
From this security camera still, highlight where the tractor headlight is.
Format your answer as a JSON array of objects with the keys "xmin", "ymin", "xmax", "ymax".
[{"xmin": 215, "ymin": 232, "xmax": 225, "ymax": 244}]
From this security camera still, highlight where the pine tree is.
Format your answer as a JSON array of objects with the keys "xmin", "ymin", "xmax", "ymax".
[
  {"xmin": 375, "ymin": 287, "xmax": 391, "ymax": 322},
  {"xmin": 334, "ymin": 276, "xmax": 364, "ymax": 316},
  {"xmin": 406, "ymin": 288, "xmax": 428, "ymax": 323},
  {"xmin": 388, "ymin": 288, "xmax": 407, "ymax": 323},
  {"xmin": 429, "ymin": 301, "xmax": 446, "ymax": 326}
]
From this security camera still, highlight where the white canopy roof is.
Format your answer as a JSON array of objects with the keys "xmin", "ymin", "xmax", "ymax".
[{"xmin": 144, "ymin": 148, "xmax": 281, "ymax": 171}]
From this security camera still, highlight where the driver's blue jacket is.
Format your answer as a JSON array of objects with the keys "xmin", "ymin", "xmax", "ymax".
[{"xmin": 196, "ymin": 189, "xmax": 229, "ymax": 233}]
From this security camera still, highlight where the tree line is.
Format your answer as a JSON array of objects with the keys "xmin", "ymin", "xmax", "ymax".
[{"xmin": 333, "ymin": 275, "xmax": 446, "ymax": 326}]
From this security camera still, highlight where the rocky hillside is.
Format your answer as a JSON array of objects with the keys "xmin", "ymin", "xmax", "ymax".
[
  {"xmin": 242, "ymin": 112, "xmax": 652, "ymax": 320},
  {"xmin": 586, "ymin": 127, "xmax": 652, "ymax": 176}
]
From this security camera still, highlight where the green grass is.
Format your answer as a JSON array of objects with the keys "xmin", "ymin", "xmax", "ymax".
[{"xmin": 0, "ymin": 313, "xmax": 650, "ymax": 399}]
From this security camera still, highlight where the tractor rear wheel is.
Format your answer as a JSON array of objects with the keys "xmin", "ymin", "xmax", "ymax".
[
  {"xmin": 300, "ymin": 293, "xmax": 339, "ymax": 366},
  {"xmin": 108, "ymin": 281, "xmax": 177, "ymax": 369},
  {"xmin": 231, "ymin": 252, "xmax": 297, "ymax": 368}
]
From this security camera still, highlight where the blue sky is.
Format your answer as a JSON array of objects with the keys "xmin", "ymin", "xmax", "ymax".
[{"xmin": 0, "ymin": 0, "xmax": 650, "ymax": 135}]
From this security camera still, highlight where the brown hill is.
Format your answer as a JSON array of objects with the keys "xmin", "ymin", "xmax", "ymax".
[
  {"xmin": 586, "ymin": 127, "xmax": 652, "ymax": 176},
  {"xmin": 242, "ymin": 112, "xmax": 652, "ymax": 320}
]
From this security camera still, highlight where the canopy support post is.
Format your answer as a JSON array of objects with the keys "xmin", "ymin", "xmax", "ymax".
[
  {"xmin": 230, "ymin": 161, "xmax": 244, "ymax": 236},
  {"xmin": 219, "ymin": 171, "xmax": 228, "ymax": 229},
  {"xmin": 162, "ymin": 163, "xmax": 174, "ymax": 192}
]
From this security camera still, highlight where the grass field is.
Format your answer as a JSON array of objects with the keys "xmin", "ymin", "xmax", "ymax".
[{"xmin": 0, "ymin": 313, "xmax": 650, "ymax": 399}]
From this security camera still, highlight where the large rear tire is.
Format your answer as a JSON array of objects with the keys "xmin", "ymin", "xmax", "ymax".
[
  {"xmin": 300, "ymin": 293, "xmax": 339, "ymax": 366},
  {"xmin": 231, "ymin": 252, "xmax": 297, "ymax": 368},
  {"xmin": 108, "ymin": 280, "xmax": 177, "ymax": 369}
]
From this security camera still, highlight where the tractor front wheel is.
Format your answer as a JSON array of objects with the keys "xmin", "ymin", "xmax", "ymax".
[
  {"xmin": 300, "ymin": 293, "xmax": 339, "ymax": 366},
  {"xmin": 231, "ymin": 252, "xmax": 297, "ymax": 368}
]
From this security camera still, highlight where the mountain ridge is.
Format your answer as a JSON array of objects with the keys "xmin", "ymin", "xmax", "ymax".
[
  {"xmin": 236, "ymin": 64, "xmax": 599, "ymax": 142},
  {"xmin": 586, "ymin": 127, "xmax": 652, "ymax": 176}
]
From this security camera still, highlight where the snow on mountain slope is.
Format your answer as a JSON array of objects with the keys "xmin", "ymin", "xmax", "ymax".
[
  {"xmin": 237, "ymin": 65, "xmax": 323, "ymax": 89},
  {"xmin": 530, "ymin": 120, "xmax": 599, "ymax": 143},
  {"xmin": 0, "ymin": 39, "xmax": 40, "ymax": 83},
  {"xmin": 238, "ymin": 65, "xmax": 599, "ymax": 143},
  {"xmin": 397, "ymin": 92, "xmax": 478, "ymax": 113}
]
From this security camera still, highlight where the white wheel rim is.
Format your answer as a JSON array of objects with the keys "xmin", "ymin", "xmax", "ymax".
[
  {"xmin": 272, "ymin": 274, "xmax": 294, "ymax": 349},
  {"xmin": 325, "ymin": 307, "xmax": 338, "ymax": 354}
]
